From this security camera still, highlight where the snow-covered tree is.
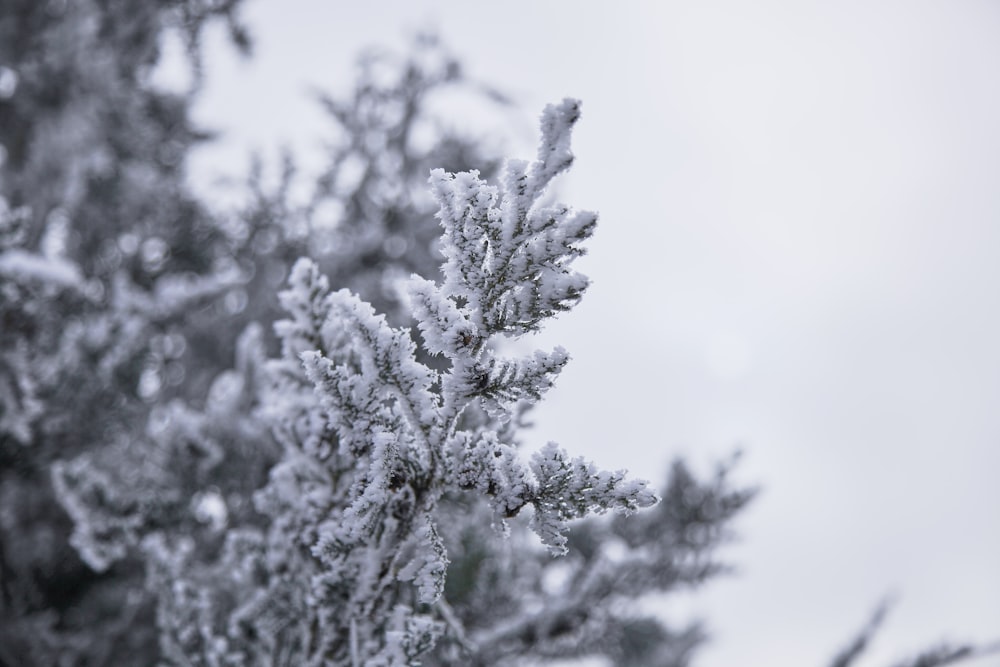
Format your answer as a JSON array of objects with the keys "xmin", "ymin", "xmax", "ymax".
[
  {"xmin": 54, "ymin": 85, "xmax": 991, "ymax": 666},
  {"xmin": 49, "ymin": 93, "xmax": 753, "ymax": 665},
  {"xmin": 4, "ymin": 7, "xmax": 993, "ymax": 665}
]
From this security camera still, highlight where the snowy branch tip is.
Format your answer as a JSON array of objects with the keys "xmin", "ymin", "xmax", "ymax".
[{"xmin": 422, "ymin": 98, "xmax": 597, "ymax": 340}]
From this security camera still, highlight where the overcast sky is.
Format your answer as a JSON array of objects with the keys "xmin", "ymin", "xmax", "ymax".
[{"xmin": 174, "ymin": 2, "xmax": 1000, "ymax": 664}]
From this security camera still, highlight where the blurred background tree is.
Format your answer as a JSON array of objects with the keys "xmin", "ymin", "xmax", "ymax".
[{"xmin": 1, "ymin": 1, "xmax": 254, "ymax": 663}]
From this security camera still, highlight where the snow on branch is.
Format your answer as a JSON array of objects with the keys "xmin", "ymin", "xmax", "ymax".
[
  {"xmin": 53, "ymin": 98, "xmax": 659, "ymax": 666},
  {"xmin": 425, "ymin": 99, "xmax": 596, "ymax": 339},
  {"xmin": 248, "ymin": 99, "xmax": 657, "ymax": 661},
  {"xmin": 530, "ymin": 442, "xmax": 659, "ymax": 555}
]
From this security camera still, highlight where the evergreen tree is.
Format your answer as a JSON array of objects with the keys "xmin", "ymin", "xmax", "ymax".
[
  {"xmin": 1, "ymin": 5, "xmax": 995, "ymax": 665},
  {"xmin": 53, "ymin": 95, "xmax": 748, "ymax": 666}
]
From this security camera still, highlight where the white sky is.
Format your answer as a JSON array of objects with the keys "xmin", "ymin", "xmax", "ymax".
[{"xmin": 176, "ymin": 1, "xmax": 1000, "ymax": 665}]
